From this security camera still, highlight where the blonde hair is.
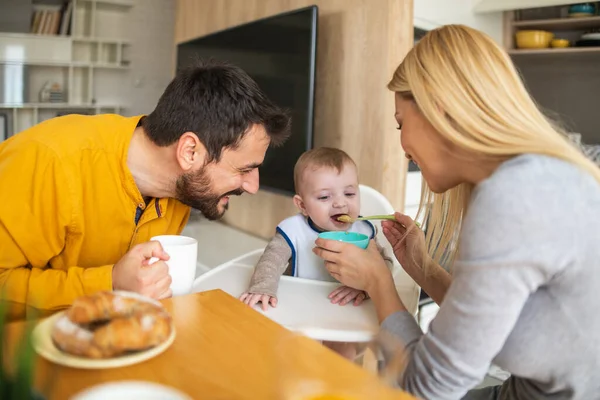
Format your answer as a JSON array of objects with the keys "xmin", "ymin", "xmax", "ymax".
[
  {"xmin": 388, "ymin": 24, "xmax": 600, "ymax": 269},
  {"xmin": 294, "ymin": 147, "xmax": 356, "ymax": 194}
]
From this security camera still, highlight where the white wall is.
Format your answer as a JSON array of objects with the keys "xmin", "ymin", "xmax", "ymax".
[
  {"xmin": 121, "ymin": 0, "xmax": 175, "ymax": 116},
  {"xmin": 414, "ymin": 0, "xmax": 504, "ymax": 44},
  {"xmin": 405, "ymin": 0, "xmax": 504, "ymax": 214}
]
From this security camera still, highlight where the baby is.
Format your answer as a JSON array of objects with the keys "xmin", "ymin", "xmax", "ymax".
[{"xmin": 239, "ymin": 147, "xmax": 392, "ymax": 310}]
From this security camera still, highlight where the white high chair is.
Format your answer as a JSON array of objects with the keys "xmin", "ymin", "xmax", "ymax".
[
  {"xmin": 200, "ymin": 185, "xmax": 421, "ymax": 316},
  {"xmin": 191, "ymin": 185, "xmax": 420, "ymax": 349}
]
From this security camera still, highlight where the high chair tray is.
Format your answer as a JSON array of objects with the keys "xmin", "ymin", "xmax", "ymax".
[{"xmin": 192, "ymin": 256, "xmax": 381, "ymax": 343}]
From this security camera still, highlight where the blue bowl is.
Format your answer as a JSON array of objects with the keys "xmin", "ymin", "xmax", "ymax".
[
  {"xmin": 569, "ymin": 3, "xmax": 595, "ymax": 15},
  {"xmin": 317, "ymin": 231, "xmax": 370, "ymax": 249}
]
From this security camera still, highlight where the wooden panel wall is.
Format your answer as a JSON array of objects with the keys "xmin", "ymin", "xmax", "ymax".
[{"xmin": 175, "ymin": 0, "xmax": 413, "ymax": 239}]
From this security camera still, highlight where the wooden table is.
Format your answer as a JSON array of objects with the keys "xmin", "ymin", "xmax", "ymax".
[{"xmin": 5, "ymin": 290, "xmax": 415, "ymax": 399}]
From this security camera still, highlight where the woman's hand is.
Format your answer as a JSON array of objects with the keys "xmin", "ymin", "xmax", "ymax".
[
  {"xmin": 383, "ymin": 212, "xmax": 452, "ymax": 305},
  {"xmin": 381, "ymin": 212, "xmax": 429, "ymax": 278},
  {"xmin": 312, "ymin": 239, "xmax": 392, "ymax": 294},
  {"xmin": 314, "ymin": 238, "xmax": 408, "ymax": 322}
]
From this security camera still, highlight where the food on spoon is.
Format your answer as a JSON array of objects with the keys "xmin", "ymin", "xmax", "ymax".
[
  {"xmin": 51, "ymin": 291, "xmax": 172, "ymax": 359},
  {"xmin": 335, "ymin": 214, "xmax": 353, "ymax": 223}
]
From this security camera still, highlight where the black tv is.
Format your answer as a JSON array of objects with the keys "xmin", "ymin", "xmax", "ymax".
[{"xmin": 176, "ymin": 6, "xmax": 318, "ymax": 196}]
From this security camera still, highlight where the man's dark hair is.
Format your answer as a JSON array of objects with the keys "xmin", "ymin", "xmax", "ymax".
[{"xmin": 143, "ymin": 59, "xmax": 291, "ymax": 162}]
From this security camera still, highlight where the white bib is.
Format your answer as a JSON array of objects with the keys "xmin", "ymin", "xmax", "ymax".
[{"xmin": 276, "ymin": 214, "xmax": 375, "ymax": 281}]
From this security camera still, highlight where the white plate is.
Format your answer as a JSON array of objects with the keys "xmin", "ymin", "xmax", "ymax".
[
  {"xmin": 33, "ymin": 291, "xmax": 176, "ymax": 369},
  {"xmin": 70, "ymin": 381, "xmax": 192, "ymax": 400},
  {"xmin": 581, "ymin": 32, "xmax": 600, "ymax": 40}
]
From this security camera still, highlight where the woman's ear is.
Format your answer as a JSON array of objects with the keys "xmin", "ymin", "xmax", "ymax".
[
  {"xmin": 293, "ymin": 195, "xmax": 308, "ymax": 216},
  {"xmin": 176, "ymin": 132, "xmax": 205, "ymax": 171}
]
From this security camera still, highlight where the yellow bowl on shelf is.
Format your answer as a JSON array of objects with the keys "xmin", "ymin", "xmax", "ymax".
[
  {"xmin": 515, "ymin": 30, "xmax": 554, "ymax": 49},
  {"xmin": 551, "ymin": 38, "xmax": 570, "ymax": 48}
]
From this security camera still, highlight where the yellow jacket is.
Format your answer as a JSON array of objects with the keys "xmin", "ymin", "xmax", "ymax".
[{"xmin": 0, "ymin": 114, "xmax": 190, "ymax": 319}]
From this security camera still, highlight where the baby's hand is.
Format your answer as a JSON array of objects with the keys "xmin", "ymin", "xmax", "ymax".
[
  {"xmin": 239, "ymin": 292, "xmax": 278, "ymax": 311},
  {"xmin": 328, "ymin": 286, "xmax": 368, "ymax": 306}
]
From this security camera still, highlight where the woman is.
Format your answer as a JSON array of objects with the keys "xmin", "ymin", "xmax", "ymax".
[{"xmin": 314, "ymin": 25, "xmax": 600, "ymax": 400}]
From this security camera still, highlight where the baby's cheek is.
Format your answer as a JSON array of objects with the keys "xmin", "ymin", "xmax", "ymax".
[{"xmin": 351, "ymin": 200, "xmax": 361, "ymax": 216}]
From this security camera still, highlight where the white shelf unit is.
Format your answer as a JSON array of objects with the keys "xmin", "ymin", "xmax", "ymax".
[
  {"xmin": 0, "ymin": 0, "xmax": 132, "ymax": 136},
  {"xmin": 79, "ymin": 0, "xmax": 134, "ymax": 7},
  {"xmin": 505, "ymin": 7, "xmax": 600, "ymax": 56}
]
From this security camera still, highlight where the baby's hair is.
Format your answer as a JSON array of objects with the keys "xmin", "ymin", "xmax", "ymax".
[{"xmin": 294, "ymin": 147, "xmax": 356, "ymax": 194}]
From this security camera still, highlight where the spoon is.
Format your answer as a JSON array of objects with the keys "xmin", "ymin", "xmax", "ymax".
[
  {"xmin": 336, "ymin": 214, "xmax": 421, "ymax": 227},
  {"xmin": 336, "ymin": 214, "xmax": 396, "ymax": 223}
]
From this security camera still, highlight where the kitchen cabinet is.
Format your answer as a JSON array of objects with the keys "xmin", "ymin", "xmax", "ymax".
[
  {"xmin": 501, "ymin": 3, "xmax": 600, "ymax": 144},
  {"xmin": 474, "ymin": 0, "xmax": 588, "ymax": 13}
]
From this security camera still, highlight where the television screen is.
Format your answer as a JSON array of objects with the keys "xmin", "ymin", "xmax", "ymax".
[{"xmin": 176, "ymin": 6, "xmax": 318, "ymax": 196}]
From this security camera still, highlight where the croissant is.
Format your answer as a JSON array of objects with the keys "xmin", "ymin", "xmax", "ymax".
[
  {"xmin": 67, "ymin": 291, "xmax": 148, "ymax": 324},
  {"xmin": 52, "ymin": 291, "xmax": 172, "ymax": 359}
]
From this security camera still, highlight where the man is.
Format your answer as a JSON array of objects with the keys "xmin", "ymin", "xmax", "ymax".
[{"xmin": 0, "ymin": 60, "xmax": 290, "ymax": 319}]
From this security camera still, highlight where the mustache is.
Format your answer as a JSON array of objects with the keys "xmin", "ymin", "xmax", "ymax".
[{"xmin": 222, "ymin": 188, "xmax": 245, "ymax": 197}]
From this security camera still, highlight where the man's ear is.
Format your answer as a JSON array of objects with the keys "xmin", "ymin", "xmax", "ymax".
[
  {"xmin": 293, "ymin": 194, "xmax": 308, "ymax": 216},
  {"xmin": 176, "ymin": 132, "xmax": 206, "ymax": 172}
]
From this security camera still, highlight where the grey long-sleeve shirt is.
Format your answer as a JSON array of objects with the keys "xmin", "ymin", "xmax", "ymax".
[{"xmin": 382, "ymin": 154, "xmax": 600, "ymax": 400}]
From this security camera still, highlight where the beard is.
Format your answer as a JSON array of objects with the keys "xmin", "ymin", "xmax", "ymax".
[{"xmin": 175, "ymin": 168, "xmax": 244, "ymax": 220}]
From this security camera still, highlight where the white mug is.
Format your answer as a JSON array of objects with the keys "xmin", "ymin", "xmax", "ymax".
[{"xmin": 150, "ymin": 235, "xmax": 198, "ymax": 296}]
